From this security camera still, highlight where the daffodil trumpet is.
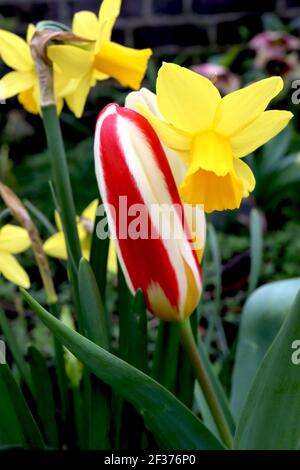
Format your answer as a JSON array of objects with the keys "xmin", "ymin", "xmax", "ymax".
[{"xmin": 94, "ymin": 103, "xmax": 233, "ymax": 447}]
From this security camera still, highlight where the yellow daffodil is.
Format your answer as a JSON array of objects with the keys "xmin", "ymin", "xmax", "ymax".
[
  {"xmin": 0, "ymin": 224, "xmax": 30, "ymax": 288},
  {"xmin": 43, "ymin": 199, "xmax": 117, "ymax": 273},
  {"xmin": 47, "ymin": 0, "xmax": 152, "ymax": 118},
  {"xmin": 0, "ymin": 24, "xmax": 68, "ymax": 113},
  {"xmin": 137, "ymin": 63, "xmax": 293, "ymax": 212}
]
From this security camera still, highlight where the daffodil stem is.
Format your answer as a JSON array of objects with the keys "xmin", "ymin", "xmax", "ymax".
[
  {"xmin": 178, "ymin": 318, "xmax": 233, "ymax": 449},
  {"xmin": 41, "ymin": 105, "xmax": 82, "ymax": 266}
]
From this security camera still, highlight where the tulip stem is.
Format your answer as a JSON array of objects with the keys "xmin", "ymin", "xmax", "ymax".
[
  {"xmin": 178, "ymin": 318, "xmax": 233, "ymax": 449},
  {"xmin": 41, "ymin": 105, "xmax": 82, "ymax": 266}
]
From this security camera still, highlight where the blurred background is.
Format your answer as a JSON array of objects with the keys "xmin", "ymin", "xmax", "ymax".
[{"xmin": 1, "ymin": 0, "xmax": 300, "ymax": 380}]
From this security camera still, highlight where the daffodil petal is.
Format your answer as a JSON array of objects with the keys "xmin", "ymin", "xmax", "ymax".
[
  {"xmin": 43, "ymin": 232, "xmax": 67, "ymax": 260},
  {"xmin": 138, "ymin": 103, "xmax": 192, "ymax": 152},
  {"xmin": 230, "ymin": 110, "xmax": 293, "ymax": 158},
  {"xmin": 0, "ymin": 251, "xmax": 30, "ymax": 288},
  {"xmin": 180, "ymin": 168, "xmax": 244, "ymax": 213},
  {"xmin": 215, "ymin": 76, "xmax": 284, "ymax": 137},
  {"xmin": 72, "ymin": 10, "xmax": 100, "ymax": 41},
  {"xmin": 183, "ymin": 204, "xmax": 206, "ymax": 263},
  {"xmin": 18, "ymin": 87, "xmax": 39, "ymax": 114},
  {"xmin": 0, "ymin": 29, "xmax": 32, "ymax": 71},
  {"xmin": 108, "ymin": 240, "xmax": 117, "ymax": 274},
  {"xmin": 98, "ymin": 0, "xmax": 122, "ymax": 42},
  {"xmin": 0, "ymin": 71, "xmax": 34, "ymax": 100},
  {"xmin": 233, "ymin": 158, "xmax": 255, "ymax": 196},
  {"xmin": 95, "ymin": 42, "xmax": 152, "ymax": 90},
  {"xmin": 188, "ymin": 130, "xmax": 233, "ymax": 177},
  {"xmin": 65, "ymin": 71, "xmax": 93, "ymax": 118},
  {"xmin": 82, "ymin": 199, "xmax": 98, "ymax": 221},
  {"xmin": 26, "ymin": 24, "xmax": 36, "ymax": 43},
  {"xmin": 157, "ymin": 63, "xmax": 221, "ymax": 135},
  {"xmin": 0, "ymin": 225, "xmax": 30, "ymax": 254},
  {"xmin": 47, "ymin": 45, "xmax": 94, "ymax": 78}
]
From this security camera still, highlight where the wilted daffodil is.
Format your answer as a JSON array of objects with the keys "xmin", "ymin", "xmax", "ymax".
[
  {"xmin": 0, "ymin": 224, "xmax": 30, "ymax": 288},
  {"xmin": 0, "ymin": 25, "xmax": 66, "ymax": 113},
  {"xmin": 136, "ymin": 63, "xmax": 293, "ymax": 212},
  {"xmin": 48, "ymin": 0, "xmax": 152, "ymax": 118},
  {"xmin": 43, "ymin": 200, "xmax": 117, "ymax": 273}
]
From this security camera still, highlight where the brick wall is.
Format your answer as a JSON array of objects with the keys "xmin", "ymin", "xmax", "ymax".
[{"xmin": 1, "ymin": 0, "xmax": 300, "ymax": 55}]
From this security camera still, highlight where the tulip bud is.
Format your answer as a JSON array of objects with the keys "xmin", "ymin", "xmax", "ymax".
[{"xmin": 94, "ymin": 104, "xmax": 202, "ymax": 321}]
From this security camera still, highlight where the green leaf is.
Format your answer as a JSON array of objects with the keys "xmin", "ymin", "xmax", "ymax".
[
  {"xmin": 0, "ymin": 364, "xmax": 44, "ymax": 449},
  {"xmin": 78, "ymin": 258, "xmax": 110, "ymax": 450},
  {"xmin": 0, "ymin": 308, "xmax": 32, "ymax": 392},
  {"xmin": 234, "ymin": 281, "xmax": 300, "ymax": 449},
  {"xmin": 152, "ymin": 321, "xmax": 180, "ymax": 393},
  {"xmin": 127, "ymin": 289, "xmax": 148, "ymax": 373},
  {"xmin": 205, "ymin": 224, "xmax": 222, "ymax": 348},
  {"xmin": 261, "ymin": 126, "xmax": 292, "ymax": 174},
  {"xmin": 248, "ymin": 209, "xmax": 263, "ymax": 295},
  {"xmin": 78, "ymin": 258, "xmax": 109, "ymax": 349},
  {"xmin": 89, "ymin": 202, "xmax": 110, "ymax": 305},
  {"xmin": 231, "ymin": 278, "xmax": 300, "ymax": 420},
  {"xmin": 23, "ymin": 290, "xmax": 224, "ymax": 450},
  {"xmin": 28, "ymin": 346, "xmax": 59, "ymax": 448}
]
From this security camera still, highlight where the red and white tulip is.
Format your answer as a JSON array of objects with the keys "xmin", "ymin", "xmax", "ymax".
[{"xmin": 94, "ymin": 103, "xmax": 203, "ymax": 321}]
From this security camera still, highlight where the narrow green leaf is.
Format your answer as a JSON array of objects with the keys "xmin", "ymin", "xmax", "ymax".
[
  {"xmin": 234, "ymin": 285, "xmax": 300, "ymax": 449},
  {"xmin": 89, "ymin": 205, "xmax": 110, "ymax": 304},
  {"xmin": 205, "ymin": 224, "xmax": 222, "ymax": 348},
  {"xmin": 0, "ymin": 308, "xmax": 32, "ymax": 391},
  {"xmin": 28, "ymin": 346, "xmax": 59, "ymax": 448},
  {"xmin": 119, "ymin": 290, "xmax": 148, "ymax": 449},
  {"xmin": 24, "ymin": 199, "xmax": 56, "ymax": 235},
  {"xmin": 78, "ymin": 258, "xmax": 109, "ymax": 349},
  {"xmin": 128, "ymin": 289, "xmax": 148, "ymax": 373},
  {"xmin": 152, "ymin": 321, "xmax": 180, "ymax": 393},
  {"xmin": 231, "ymin": 278, "xmax": 300, "ymax": 420},
  {"xmin": 78, "ymin": 258, "xmax": 110, "ymax": 450},
  {"xmin": 261, "ymin": 123, "xmax": 291, "ymax": 173},
  {"xmin": 23, "ymin": 290, "xmax": 224, "ymax": 450},
  {"xmin": 0, "ymin": 364, "xmax": 45, "ymax": 449},
  {"xmin": 248, "ymin": 209, "xmax": 263, "ymax": 295}
]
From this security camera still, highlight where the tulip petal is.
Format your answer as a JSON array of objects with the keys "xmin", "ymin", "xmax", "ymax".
[
  {"xmin": 94, "ymin": 104, "xmax": 202, "ymax": 320},
  {"xmin": 230, "ymin": 110, "xmax": 293, "ymax": 158},
  {"xmin": 43, "ymin": 231, "xmax": 67, "ymax": 260},
  {"xmin": 0, "ymin": 71, "xmax": 34, "ymax": 99},
  {"xmin": 215, "ymin": 76, "xmax": 284, "ymax": 137},
  {"xmin": 73, "ymin": 10, "xmax": 100, "ymax": 41},
  {"xmin": 157, "ymin": 63, "xmax": 221, "ymax": 134},
  {"xmin": 0, "ymin": 29, "xmax": 32, "ymax": 71},
  {"xmin": 0, "ymin": 225, "xmax": 30, "ymax": 254},
  {"xmin": 180, "ymin": 168, "xmax": 244, "ymax": 213},
  {"xmin": 126, "ymin": 88, "xmax": 189, "ymax": 184},
  {"xmin": 0, "ymin": 251, "xmax": 30, "ymax": 288}
]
